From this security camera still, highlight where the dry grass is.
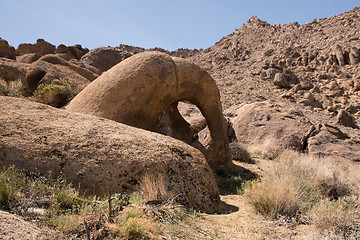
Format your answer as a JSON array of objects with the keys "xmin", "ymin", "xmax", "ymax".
[
  {"xmin": 229, "ymin": 142, "xmax": 253, "ymax": 163},
  {"xmin": 243, "ymin": 150, "xmax": 360, "ymax": 237},
  {"xmin": 0, "ymin": 79, "xmax": 25, "ymax": 97}
]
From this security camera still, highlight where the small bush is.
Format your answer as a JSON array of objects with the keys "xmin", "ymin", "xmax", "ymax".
[
  {"xmin": 0, "ymin": 79, "xmax": 25, "ymax": 97},
  {"xmin": 33, "ymin": 79, "xmax": 71, "ymax": 107},
  {"xmin": 230, "ymin": 142, "xmax": 253, "ymax": 163},
  {"xmin": 304, "ymin": 196, "xmax": 360, "ymax": 237}
]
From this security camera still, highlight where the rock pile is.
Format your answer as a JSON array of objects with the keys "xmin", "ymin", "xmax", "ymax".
[{"xmin": 188, "ymin": 7, "xmax": 360, "ymax": 162}]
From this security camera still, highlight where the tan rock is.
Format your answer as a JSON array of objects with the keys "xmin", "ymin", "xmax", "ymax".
[
  {"xmin": 224, "ymin": 101, "xmax": 314, "ymax": 156},
  {"xmin": 67, "ymin": 52, "xmax": 232, "ymax": 172},
  {"xmin": 80, "ymin": 47, "xmax": 133, "ymax": 72},
  {"xmin": 336, "ymin": 109, "xmax": 356, "ymax": 128},
  {"xmin": 0, "ymin": 58, "xmax": 29, "ymax": 81},
  {"xmin": 0, "ymin": 96, "xmax": 221, "ymax": 213}
]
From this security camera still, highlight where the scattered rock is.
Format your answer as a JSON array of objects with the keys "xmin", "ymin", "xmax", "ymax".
[
  {"xmin": 300, "ymin": 79, "xmax": 314, "ymax": 90},
  {"xmin": 336, "ymin": 109, "xmax": 356, "ymax": 128},
  {"xmin": 0, "ymin": 96, "xmax": 221, "ymax": 213}
]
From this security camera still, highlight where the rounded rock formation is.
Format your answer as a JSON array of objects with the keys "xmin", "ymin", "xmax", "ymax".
[{"xmin": 66, "ymin": 51, "xmax": 232, "ymax": 172}]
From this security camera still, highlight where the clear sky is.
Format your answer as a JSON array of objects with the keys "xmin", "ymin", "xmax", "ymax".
[{"xmin": 0, "ymin": 0, "xmax": 358, "ymax": 51}]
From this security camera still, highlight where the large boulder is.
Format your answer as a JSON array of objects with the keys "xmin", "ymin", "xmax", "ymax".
[
  {"xmin": 225, "ymin": 101, "xmax": 314, "ymax": 155},
  {"xmin": 25, "ymin": 54, "xmax": 98, "ymax": 99},
  {"xmin": 80, "ymin": 47, "xmax": 133, "ymax": 72},
  {"xmin": 0, "ymin": 38, "xmax": 16, "ymax": 59},
  {"xmin": 0, "ymin": 58, "xmax": 29, "ymax": 82},
  {"xmin": 67, "ymin": 51, "xmax": 232, "ymax": 172},
  {"xmin": 55, "ymin": 44, "xmax": 89, "ymax": 60},
  {"xmin": 0, "ymin": 96, "xmax": 221, "ymax": 213},
  {"xmin": 308, "ymin": 127, "xmax": 360, "ymax": 162},
  {"xmin": 17, "ymin": 39, "xmax": 55, "ymax": 56}
]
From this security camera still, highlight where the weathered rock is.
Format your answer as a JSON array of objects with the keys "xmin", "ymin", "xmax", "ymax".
[
  {"xmin": 336, "ymin": 109, "xmax": 356, "ymax": 128},
  {"xmin": 66, "ymin": 51, "xmax": 232, "ymax": 172},
  {"xmin": 300, "ymin": 79, "xmax": 314, "ymax": 90},
  {"xmin": 16, "ymin": 53, "xmax": 41, "ymax": 63},
  {"xmin": 224, "ymin": 101, "xmax": 314, "ymax": 156},
  {"xmin": 308, "ymin": 129, "xmax": 360, "ymax": 162},
  {"xmin": 0, "ymin": 210, "xmax": 56, "ymax": 239},
  {"xmin": 273, "ymin": 70, "xmax": 298, "ymax": 89},
  {"xmin": 349, "ymin": 47, "xmax": 359, "ymax": 65},
  {"xmin": 17, "ymin": 39, "xmax": 55, "ymax": 56},
  {"xmin": 0, "ymin": 58, "xmax": 29, "ymax": 81},
  {"xmin": 0, "ymin": 96, "xmax": 221, "ymax": 213},
  {"xmin": 80, "ymin": 47, "xmax": 133, "ymax": 72},
  {"xmin": 323, "ymin": 123, "xmax": 349, "ymax": 139},
  {"xmin": 334, "ymin": 45, "xmax": 345, "ymax": 66},
  {"xmin": 0, "ymin": 38, "xmax": 16, "ymax": 59},
  {"xmin": 25, "ymin": 54, "xmax": 98, "ymax": 97},
  {"xmin": 274, "ymin": 72, "xmax": 290, "ymax": 88},
  {"xmin": 55, "ymin": 44, "xmax": 89, "ymax": 60}
]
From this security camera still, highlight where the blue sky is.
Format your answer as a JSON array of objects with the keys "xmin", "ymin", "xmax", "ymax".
[{"xmin": 0, "ymin": 0, "xmax": 358, "ymax": 51}]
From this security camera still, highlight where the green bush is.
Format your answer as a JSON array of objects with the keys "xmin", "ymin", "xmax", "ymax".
[{"xmin": 33, "ymin": 79, "xmax": 71, "ymax": 107}]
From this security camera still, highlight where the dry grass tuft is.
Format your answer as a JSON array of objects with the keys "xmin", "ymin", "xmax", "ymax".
[
  {"xmin": 243, "ymin": 150, "xmax": 360, "ymax": 236},
  {"xmin": 0, "ymin": 79, "xmax": 25, "ymax": 97},
  {"xmin": 230, "ymin": 142, "xmax": 254, "ymax": 163}
]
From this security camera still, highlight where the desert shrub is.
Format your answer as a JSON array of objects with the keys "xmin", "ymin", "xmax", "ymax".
[
  {"xmin": 304, "ymin": 196, "xmax": 360, "ymax": 238},
  {"xmin": 33, "ymin": 79, "xmax": 71, "ymax": 107},
  {"xmin": 230, "ymin": 142, "xmax": 253, "ymax": 163},
  {"xmin": 0, "ymin": 79, "xmax": 25, "ymax": 97},
  {"xmin": 244, "ymin": 150, "xmax": 360, "ymax": 235},
  {"xmin": 0, "ymin": 166, "xmax": 27, "ymax": 208}
]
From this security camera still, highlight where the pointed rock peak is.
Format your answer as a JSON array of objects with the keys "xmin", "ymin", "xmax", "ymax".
[{"xmin": 245, "ymin": 16, "xmax": 271, "ymax": 27}]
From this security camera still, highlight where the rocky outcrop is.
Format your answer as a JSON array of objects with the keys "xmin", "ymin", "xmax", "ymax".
[
  {"xmin": 16, "ymin": 53, "xmax": 41, "ymax": 63},
  {"xmin": 67, "ymin": 51, "xmax": 232, "ymax": 172},
  {"xmin": 0, "ymin": 96, "xmax": 221, "ymax": 213},
  {"xmin": 25, "ymin": 54, "xmax": 98, "ymax": 98},
  {"xmin": 0, "ymin": 58, "xmax": 29, "ymax": 81},
  {"xmin": 55, "ymin": 44, "xmax": 89, "ymax": 60},
  {"xmin": 80, "ymin": 47, "xmax": 133, "ymax": 72},
  {"xmin": 308, "ymin": 127, "xmax": 360, "ymax": 162},
  {"xmin": 224, "ymin": 101, "xmax": 314, "ymax": 155},
  {"xmin": 0, "ymin": 38, "xmax": 16, "ymax": 59},
  {"xmin": 17, "ymin": 39, "xmax": 55, "ymax": 56}
]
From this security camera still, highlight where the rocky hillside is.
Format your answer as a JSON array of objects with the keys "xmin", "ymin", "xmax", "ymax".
[{"xmin": 1, "ymin": 7, "xmax": 360, "ymax": 162}]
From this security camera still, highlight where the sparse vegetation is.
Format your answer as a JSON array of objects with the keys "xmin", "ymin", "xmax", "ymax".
[
  {"xmin": 0, "ymin": 165, "xmax": 204, "ymax": 239},
  {"xmin": 243, "ymin": 151, "xmax": 360, "ymax": 237},
  {"xmin": 0, "ymin": 79, "xmax": 25, "ymax": 98},
  {"xmin": 229, "ymin": 142, "xmax": 253, "ymax": 163},
  {"xmin": 33, "ymin": 78, "xmax": 72, "ymax": 107}
]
